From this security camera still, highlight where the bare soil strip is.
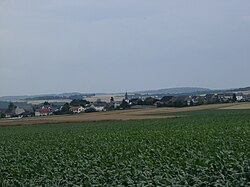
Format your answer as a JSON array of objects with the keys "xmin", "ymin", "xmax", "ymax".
[{"xmin": 0, "ymin": 103, "xmax": 242, "ymax": 126}]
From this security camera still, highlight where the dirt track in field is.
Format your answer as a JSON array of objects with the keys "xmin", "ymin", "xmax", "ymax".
[{"xmin": 0, "ymin": 103, "xmax": 243, "ymax": 126}]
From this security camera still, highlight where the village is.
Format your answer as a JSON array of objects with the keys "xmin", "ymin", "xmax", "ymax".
[{"xmin": 1, "ymin": 91, "xmax": 250, "ymax": 119}]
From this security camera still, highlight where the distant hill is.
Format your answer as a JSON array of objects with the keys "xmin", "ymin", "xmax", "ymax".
[
  {"xmin": 230, "ymin": 87, "xmax": 250, "ymax": 92},
  {"xmin": 0, "ymin": 93, "xmax": 95, "ymax": 101},
  {"xmin": 0, "ymin": 96, "xmax": 30, "ymax": 101},
  {"xmin": 133, "ymin": 87, "xmax": 211, "ymax": 95},
  {"xmin": 1, "ymin": 86, "xmax": 249, "ymax": 102}
]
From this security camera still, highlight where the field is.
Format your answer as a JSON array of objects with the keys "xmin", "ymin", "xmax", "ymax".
[
  {"xmin": 1, "ymin": 108, "xmax": 250, "ymax": 186},
  {"xmin": 16, "ymin": 99, "xmax": 73, "ymax": 105},
  {"xmin": 220, "ymin": 102, "xmax": 250, "ymax": 110},
  {"xmin": 0, "ymin": 103, "xmax": 244, "ymax": 126},
  {"xmin": 84, "ymin": 94, "xmax": 124, "ymax": 102}
]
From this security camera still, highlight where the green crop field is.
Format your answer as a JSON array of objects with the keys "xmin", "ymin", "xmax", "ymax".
[{"xmin": 1, "ymin": 109, "xmax": 250, "ymax": 186}]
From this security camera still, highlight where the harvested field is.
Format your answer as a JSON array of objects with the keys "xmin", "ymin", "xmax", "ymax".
[
  {"xmin": 0, "ymin": 103, "xmax": 239, "ymax": 126},
  {"xmin": 84, "ymin": 94, "xmax": 124, "ymax": 102},
  {"xmin": 242, "ymin": 90, "xmax": 250, "ymax": 94},
  {"xmin": 220, "ymin": 102, "xmax": 250, "ymax": 109},
  {"xmin": 23, "ymin": 99, "xmax": 72, "ymax": 105}
]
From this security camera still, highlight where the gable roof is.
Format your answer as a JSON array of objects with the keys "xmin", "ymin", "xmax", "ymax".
[
  {"xmin": 36, "ymin": 108, "xmax": 50, "ymax": 113},
  {"xmin": 70, "ymin": 106, "xmax": 82, "ymax": 109}
]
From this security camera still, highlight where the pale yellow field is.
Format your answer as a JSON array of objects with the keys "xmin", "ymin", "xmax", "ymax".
[
  {"xmin": 84, "ymin": 94, "xmax": 124, "ymax": 102},
  {"xmin": 26, "ymin": 99, "xmax": 72, "ymax": 105},
  {"xmin": 15, "ymin": 94, "xmax": 125, "ymax": 104},
  {"xmin": 16, "ymin": 99, "xmax": 72, "ymax": 105},
  {"xmin": 242, "ymin": 90, "xmax": 250, "ymax": 95},
  {"xmin": 220, "ymin": 102, "xmax": 250, "ymax": 109}
]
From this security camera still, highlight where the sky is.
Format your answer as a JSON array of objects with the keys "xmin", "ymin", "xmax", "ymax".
[{"xmin": 1, "ymin": 0, "xmax": 250, "ymax": 96}]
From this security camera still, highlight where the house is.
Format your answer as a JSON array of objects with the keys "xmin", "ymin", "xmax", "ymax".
[
  {"xmin": 19, "ymin": 106, "xmax": 34, "ymax": 117},
  {"xmin": 69, "ymin": 106, "xmax": 85, "ymax": 113},
  {"xmin": 104, "ymin": 102, "xmax": 114, "ymax": 110},
  {"xmin": 205, "ymin": 94, "xmax": 215, "ymax": 102},
  {"xmin": 35, "ymin": 108, "xmax": 51, "ymax": 116},
  {"xmin": 243, "ymin": 94, "xmax": 250, "ymax": 101},
  {"xmin": 92, "ymin": 105, "xmax": 105, "ymax": 112},
  {"xmin": 15, "ymin": 106, "xmax": 25, "ymax": 116},
  {"xmin": 217, "ymin": 94, "xmax": 228, "ymax": 102},
  {"xmin": 5, "ymin": 106, "xmax": 25, "ymax": 118},
  {"xmin": 49, "ymin": 106, "xmax": 61, "ymax": 113},
  {"xmin": 114, "ymin": 101, "xmax": 122, "ymax": 108},
  {"xmin": 236, "ymin": 93, "xmax": 244, "ymax": 101},
  {"xmin": 88, "ymin": 104, "xmax": 105, "ymax": 112},
  {"xmin": 191, "ymin": 96, "xmax": 199, "ymax": 105},
  {"xmin": 160, "ymin": 96, "xmax": 174, "ymax": 102},
  {"xmin": 224, "ymin": 93, "xmax": 233, "ymax": 100}
]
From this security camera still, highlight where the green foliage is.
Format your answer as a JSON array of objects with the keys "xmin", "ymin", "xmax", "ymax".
[
  {"xmin": 158, "ymin": 99, "xmax": 187, "ymax": 107},
  {"xmin": 0, "ymin": 109, "xmax": 250, "ymax": 186},
  {"xmin": 130, "ymin": 98, "xmax": 144, "ymax": 105},
  {"xmin": 61, "ymin": 103, "xmax": 70, "ymax": 112},
  {"xmin": 144, "ymin": 97, "xmax": 158, "ymax": 105},
  {"xmin": 70, "ymin": 99, "xmax": 89, "ymax": 107},
  {"xmin": 232, "ymin": 93, "xmax": 237, "ymax": 102},
  {"xmin": 43, "ymin": 101, "xmax": 50, "ymax": 105},
  {"xmin": 0, "ymin": 112, "xmax": 5, "ymax": 119}
]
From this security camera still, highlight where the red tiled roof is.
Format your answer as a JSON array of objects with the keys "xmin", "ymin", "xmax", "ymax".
[
  {"xmin": 70, "ymin": 106, "xmax": 81, "ymax": 109},
  {"xmin": 36, "ymin": 108, "xmax": 50, "ymax": 113}
]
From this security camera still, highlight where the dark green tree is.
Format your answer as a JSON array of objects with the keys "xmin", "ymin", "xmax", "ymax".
[
  {"xmin": 61, "ymin": 103, "xmax": 70, "ymax": 113},
  {"xmin": 70, "ymin": 99, "xmax": 89, "ymax": 107},
  {"xmin": 130, "ymin": 98, "xmax": 144, "ymax": 105},
  {"xmin": 43, "ymin": 101, "xmax": 50, "ymax": 105},
  {"xmin": 232, "ymin": 93, "xmax": 237, "ymax": 102},
  {"xmin": 144, "ymin": 97, "xmax": 157, "ymax": 105},
  {"xmin": 0, "ymin": 112, "xmax": 5, "ymax": 119}
]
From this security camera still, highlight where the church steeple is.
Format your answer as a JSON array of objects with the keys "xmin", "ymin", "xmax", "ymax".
[{"xmin": 125, "ymin": 92, "xmax": 128, "ymax": 100}]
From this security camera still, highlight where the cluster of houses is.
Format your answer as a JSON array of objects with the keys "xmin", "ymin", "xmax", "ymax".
[
  {"xmin": 128, "ymin": 92, "xmax": 250, "ymax": 108},
  {"xmin": 1, "ymin": 92, "xmax": 250, "ymax": 119},
  {"xmin": 35, "ymin": 99, "xmax": 122, "ymax": 116},
  {"xmin": 69, "ymin": 104, "xmax": 105, "ymax": 114},
  {"xmin": 4, "ymin": 105, "xmax": 35, "ymax": 118},
  {"xmin": 154, "ymin": 93, "xmax": 250, "ymax": 107}
]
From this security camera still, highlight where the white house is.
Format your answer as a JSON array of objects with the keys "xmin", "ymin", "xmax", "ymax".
[
  {"xmin": 236, "ymin": 95, "xmax": 243, "ymax": 101},
  {"xmin": 35, "ymin": 108, "xmax": 51, "ymax": 116},
  {"xmin": 89, "ymin": 104, "xmax": 105, "ymax": 112},
  {"xmin": 70, "ymin": 106, "xmax": 85, "ymax": 113}
]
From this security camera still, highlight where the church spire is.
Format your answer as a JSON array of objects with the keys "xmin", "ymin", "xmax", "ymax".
[{"xmin": 125, "ymin": 92, "xmax": 128, "ymax": 100}]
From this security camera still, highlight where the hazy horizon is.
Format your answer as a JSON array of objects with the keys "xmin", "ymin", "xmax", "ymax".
[
  {"xmin": 0, "ymin": 86, "xmax": 248, "ymax": 98},
  {"xmin": 1, "ymin": 0, "xmax": 250, "ymax": 96}
]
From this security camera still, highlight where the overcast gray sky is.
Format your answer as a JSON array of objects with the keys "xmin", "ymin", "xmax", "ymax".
[{"xmin": 1, "ymin": 0, "xmax": 250, "ymax": 96}]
